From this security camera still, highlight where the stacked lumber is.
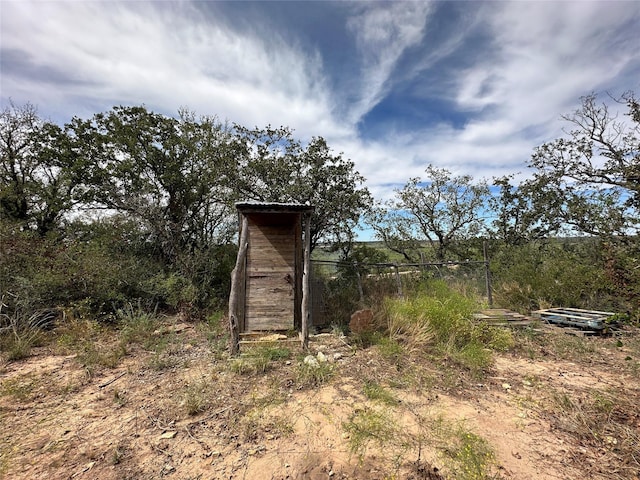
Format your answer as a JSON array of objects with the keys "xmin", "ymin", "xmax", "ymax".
[{"xmin": 473, "ymin": 309, "xmax": 535, "ymax": 327}]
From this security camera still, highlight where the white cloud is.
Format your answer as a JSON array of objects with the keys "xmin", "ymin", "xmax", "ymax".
[
  {"xmin": 1, "ymin": 1, "xmax": 349, "ymax": 137},
  {"xmin": 345, "ymin": 2, "xmax": 432, "ymax": 123},
  {"xmin": 1, "ymin": 0, "xmax": 638, "ymax": 209},
  {"xmin": 455, "ymin": 1, "xmax": 640, "ymax": 135}
]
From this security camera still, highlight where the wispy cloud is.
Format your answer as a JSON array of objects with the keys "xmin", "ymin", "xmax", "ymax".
[
  {"xmin": 1, "ymin": 1, "xmax": 344, "ymax": 135},
  {"xmin": 345, "ymin": 2, "xmax": 432, "ymax": 124},
  {"xmin": 1, "ymin": 0, "xmax": 638, "ymax": 207}
]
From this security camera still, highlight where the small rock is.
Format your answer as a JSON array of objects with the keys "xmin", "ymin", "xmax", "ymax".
[
  {"xmin": 349, "ymin": 308, "xmax": 374, "ymax": 334},
  {"xmin": 160, "ymin": 431, "xmax": 177, "ymax": 439},
  {"xmin": 332, "ymin": 353, "xmax": 343, "ymax": 361},
  {"xmin": 502, "ymin": 383, "xmax": 511, "ymax": 390}
]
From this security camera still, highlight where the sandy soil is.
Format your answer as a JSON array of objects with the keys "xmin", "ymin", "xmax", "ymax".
[{"xmin": 1, "ymin": 322, "xmax": 639, "ymax": 480}]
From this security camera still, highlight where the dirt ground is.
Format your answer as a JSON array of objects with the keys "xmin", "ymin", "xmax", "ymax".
[{"xmin": 1, "ymin": 320, "xmax": 639, "ymax": 480}]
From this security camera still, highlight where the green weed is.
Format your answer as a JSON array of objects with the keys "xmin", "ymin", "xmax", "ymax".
[
  {"xmin": 295, "ymin": 359, "xmax": 334, "ymax": 387},
  {"xmin": 117, "ymin": 303, "xmax": 163, "ymax": 351},
  {"xmin": 0, "ymin": 303, "xmax": 55, "ymax": 361},
  {"xmin": 230, "ymin": 343, "xmax": 291, "ymax": 375},
  {"xmin": 147, "ymin": 352, "xmax": 179, "ymax": 371},
  {"xmin": 182, "ymin": 378, "xmax": 211, "ymax": 416},
  {"xmin": 0, "ymin": 374, "xmax": 39, "ymax": 401},
  {"xmin": 383, "ymin": 280, "xmax": 512, "ymax": 377},
  {"xmin": 363, "ymin": 381, "xmax": 398, "ymax": 406},
  {"xmin": 375, "ymin": 336, "xmax": 405, "ymax": 362},
  {"xmin": 446, "ymin": 342, "xmax": 492, "ymax": 378},
  {"xmin": 343, "ymin": 407, "xmax": 397, "ymax": 460},
  {"xmin": 432, "ymin": 418, "xmax": 496, "ymax": 480},
  {"xmin": 77, "ymin": 340, "xmax": 127, "ymax": 372}
]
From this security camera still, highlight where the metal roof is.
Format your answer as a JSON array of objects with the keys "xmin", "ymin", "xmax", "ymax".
[{"xmin": 235, "ymin": 201, "xmax": 314, "ymax": 213}]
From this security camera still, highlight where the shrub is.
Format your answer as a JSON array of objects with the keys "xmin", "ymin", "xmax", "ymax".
[{"xmin": 490, "ymin": 240, "xmax": 619, "ymax": 314}]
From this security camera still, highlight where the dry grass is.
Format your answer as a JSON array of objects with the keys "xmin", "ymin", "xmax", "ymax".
[{"xmin": 1, "ymin": 311, "xmax": 639, "ymax": 480}]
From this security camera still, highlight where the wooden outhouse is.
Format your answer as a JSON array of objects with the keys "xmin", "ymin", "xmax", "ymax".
[{"xmin": 228, "ymin": 202, "xmax": 314, "ymax": 354}]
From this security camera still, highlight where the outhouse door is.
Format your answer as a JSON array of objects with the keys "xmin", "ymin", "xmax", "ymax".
[{"xmin": 244, "ymin": 213, "xmax": 300, "ymax": 331}]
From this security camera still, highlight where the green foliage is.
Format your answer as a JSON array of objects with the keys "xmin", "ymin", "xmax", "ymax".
[
  {"xmin": 0, "ymin": 219, "xmax": 164, "ymax": 319},
  {"xmin": 383, "ymin": 280, "xmax": 512, "ymax": 375},
  {"xmin": 371, "ymin": 165, "xmax": 490, "ymax": 261},
  {"xmin": 295, "ymin": 358, "xmax": 334, "ymax": 387},
  {"xmin": 435, "ymin": 420, "xmax": 496, "ymax": 480},
  {"xmin": 0, "ymin": 102, "xmax": 88, "ymax": 235},
  {"xmin": 226, "ymin": 127, "xmax": 372, "ymax": 250},
  {"xmin": 343, "ymin": 407, "xmax": 397, "ymax": 459},
  {"xmin": 374, "ymin": 335, "xmax": 405, "ymax": 362},
  {"xmin": 385, "ymin": 280, "xmax": 479, "ymax": 347},
  {"xmin": 313, "ymin": 265, "xmax": 362, "ymax": 328},
  {"xmin": 528, "ymin": 92, "xmax": 640, "ymax": 238},
  {"xmin": 363, "ymin": 381, "xmax": 398, "ymax": 406},
  {"xmin": 2, "ymin": 102, "xmax": 371, "ymax": 319},
  {"xmin": 491, "ymin": 240, "xmax": 618, "ymax": 313}
]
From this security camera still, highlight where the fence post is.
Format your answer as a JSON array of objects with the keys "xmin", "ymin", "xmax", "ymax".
[
  {"xmin": 393, "ymin": 263, "xmax": 403, "ymax": 297},
  {"xmin": 354, "ymin": 263, "xmax": 364, "ymax": 304},
  {"xmin": 301, "ymin": 212, "xmax": 312, "ymax": 350},
  {"xmin": 483, "ymin": 240, "xmax": 493, "ymax": 307}
]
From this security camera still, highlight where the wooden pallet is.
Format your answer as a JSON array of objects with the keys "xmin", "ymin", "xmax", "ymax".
[
  {"xmin": 473, "ymin": 309, "xmax": 536, "ymax": 327},
  {"xmin": 530, "ymin": 307, "xmax": 614, "ymax": 331}
]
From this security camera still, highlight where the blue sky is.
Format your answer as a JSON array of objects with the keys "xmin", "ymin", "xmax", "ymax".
[{"xmin": 1, "ymin": 1, "xmax": 639, "ymax": 202}]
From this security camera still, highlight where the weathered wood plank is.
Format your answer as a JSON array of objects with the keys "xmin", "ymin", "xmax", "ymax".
[
  {"xmin": 229, "ymin": 216, "xmax": 248, "ymax": 356},
  {"xmin": 301, "ymin": 211, "xmax": 311, "ymax": 349}
]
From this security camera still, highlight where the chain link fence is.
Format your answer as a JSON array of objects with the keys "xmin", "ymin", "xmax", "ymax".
[{"xmin": 310, "ymin": 259, "xmax": 492, "ymax": 328}]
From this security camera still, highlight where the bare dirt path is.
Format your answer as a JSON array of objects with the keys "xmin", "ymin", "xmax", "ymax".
[{"xmin": 1, "ymin": 322, "xmax": 639, "ymax": 480}]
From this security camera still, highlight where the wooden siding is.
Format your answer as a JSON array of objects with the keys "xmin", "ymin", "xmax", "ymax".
[{"xmin": 244, "ymin": 213, "xmax": 301, "ymax": 331}]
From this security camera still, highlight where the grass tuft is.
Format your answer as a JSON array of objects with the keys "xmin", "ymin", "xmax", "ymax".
[
  {"xmin": 382, "ymin": 280, "xmax": 513, "ymax": 376},
  {"xmin": 343, "ymin": 407, "xmax": 397, "ymax": 460},
  {"xmin": 363, "ymin": 380, "xmax": 398, "ymax": 406},
  {"xmin": 431, "ymin": 417, "xmax": 496, "ymax": 480},
  {"xmin": 182, "ymin": 378, "xmax": 211, "ymax": 416},
  {"xmin": 230, "ymin": 343, "xmax": 292, "ymax": 375},
  {"xmin": 0, "ymin": 304, "xmax": 55, "ymax": 361},
  {"xmin": 295, "ymin": 358, "xmax": 334, "ymax": 387}
]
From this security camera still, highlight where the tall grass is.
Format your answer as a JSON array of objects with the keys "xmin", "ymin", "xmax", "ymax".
[
  {"xmin": 0, "ymin": 299, "xmax": 56, "ymax": 361},
  {"xmin": 383, "ymin": 280, "xmax": 513, "ymax": 375}
]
